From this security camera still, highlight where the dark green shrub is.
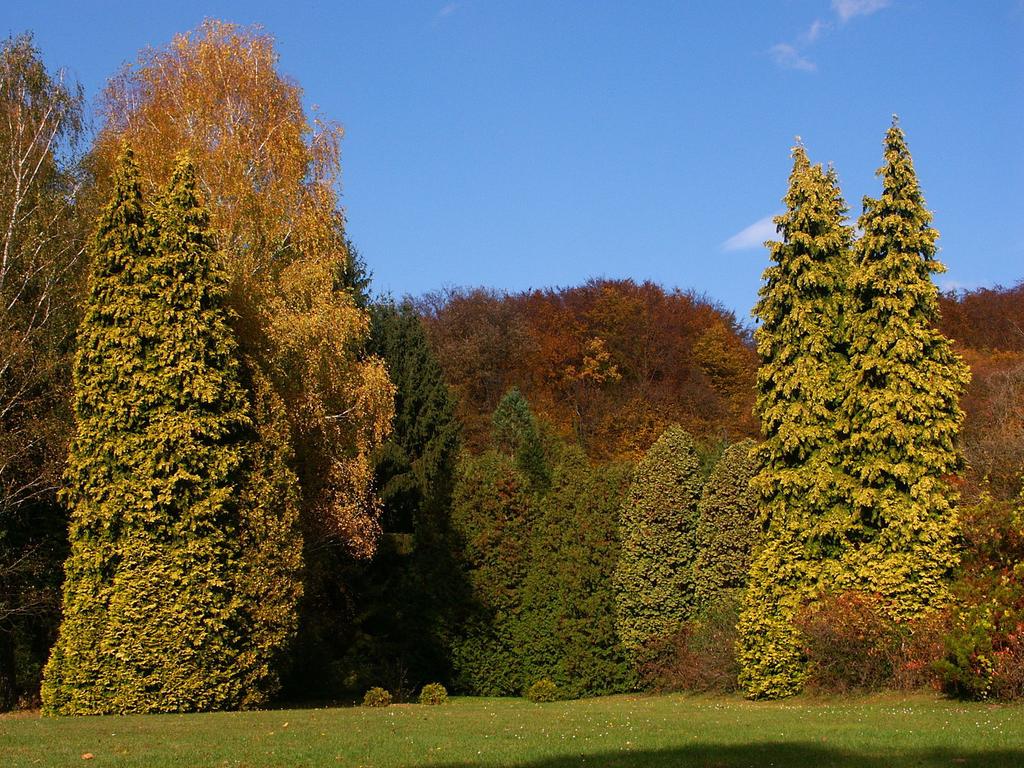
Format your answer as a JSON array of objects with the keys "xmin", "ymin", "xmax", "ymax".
[
  {"xmin": 418, "ymin": 683, "xmax": 448, "ymax": 705},
  {"xmin": 524, "ymin": 679, "xmax": 558, "ymax": 702},
  {"xmin": 362, "ymin": 687, "xmax": 392, "ymax": 707}
]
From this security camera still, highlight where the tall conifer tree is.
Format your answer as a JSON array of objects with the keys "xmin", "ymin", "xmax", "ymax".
[
  {"xmin": 518, "ymin": 447, "xmax": 633, "ymax": 698},
  {"xmin": 43, "ymin": 153, "xmax": 253, "ymax": 714},
  {"xmin": 838, "ymin": 119, "xmax": 969, "ymax": 618},
  {"xmin": 450, "ymin": 451, "xmax": 537, "ymax": 695},
  {"xmin": 367, "ymin": 301, "xmax": 463, "ymax": 685},
  {"xmin": 737, "ymin": 145, "xmax": 854, "ymax": 699},
  {"xmin": 614, "ymin": 425, "xmax": 704, "ymax": 660},
  {"xmin": 41, "ymin": 147, "xmax": 149, "ymax": 715},
  {"xmin": 693, "ymin": 438, "xmax": 760, "ymax": 612}
]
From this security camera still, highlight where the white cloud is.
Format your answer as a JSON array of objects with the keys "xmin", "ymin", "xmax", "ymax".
[
  {"xmin": 769, "ymin": 43, "xmax": 817, "ymax": 72},
  {"xmin": 832, "ymin": 0, "xmax": 891, "ymax": 23},
  {"xmin": 722, "ymin": 215, "xmax": 781, "ymax": 252},
  {"xmin": 769, "ymin": 1, "xmax": 887, "ymax": 74},
  {"xmin": 437, "ymin": 2, "xmax": 458, "ymax": 18},
  {"xmin": 804, "ymin": 19, "xmax": 830, "ymax": 42}
]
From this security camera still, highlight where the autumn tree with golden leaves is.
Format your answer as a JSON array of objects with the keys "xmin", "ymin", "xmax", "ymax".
[{"xmin": 89, "ymin": 20, "xmax": 394, "ymax": 559}]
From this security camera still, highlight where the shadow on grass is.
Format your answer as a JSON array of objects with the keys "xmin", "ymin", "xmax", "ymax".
[{"xmin": 428, "ymin": 742, "xmax": 1024, "ymax": 768}]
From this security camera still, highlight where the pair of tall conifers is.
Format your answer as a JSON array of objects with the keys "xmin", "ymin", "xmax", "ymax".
[
  {"xmin": 737, "ymin": 119, "xmax": 970, "ymax": 698},
  {"xmin": 41, "ymin": 149, "xmax": 302, "ymax": 715}
]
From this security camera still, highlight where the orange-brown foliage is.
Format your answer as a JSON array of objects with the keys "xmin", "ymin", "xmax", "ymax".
[
  {"xmin": 418, "ymin": 279, "xmax": 758, "ymax": 459},
  {"xmin": 938, "ymin": 284, "xmax": 1024, "ymax": 497}
]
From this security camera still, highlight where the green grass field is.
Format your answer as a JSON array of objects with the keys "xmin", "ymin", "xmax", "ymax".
[{"xmin": 3, "ymin": 693, "xmax": 1022, "ymax": 767}]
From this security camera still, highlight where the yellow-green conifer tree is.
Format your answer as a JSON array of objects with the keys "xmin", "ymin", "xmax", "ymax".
[
  {"xmin": 42, "ymin": 153, "xmax": 253, "ymax": 714},
  {"xmin": 693, "ymin": 439, "xmax": 760, "ymax": 611},
  {"xmin": 737, "ymin": 145, "xmax": 854, "ymax": 699},
  {"xmin": 837, "ymin": 119, "xmax": 969, "ymax": 618},
  {"xmin": 614, "ymin": 425, "xmax": 703, "ymax": 661}
]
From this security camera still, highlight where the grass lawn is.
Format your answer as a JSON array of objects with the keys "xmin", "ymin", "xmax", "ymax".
[{"xmin": 2, "ymin": 692, "xmax": 1022, "ymax": 767}]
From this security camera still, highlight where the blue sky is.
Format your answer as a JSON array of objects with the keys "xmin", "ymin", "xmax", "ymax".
[{"xmin": 5, "ymin": 1, "xmax": 1022, "ymax": 319}]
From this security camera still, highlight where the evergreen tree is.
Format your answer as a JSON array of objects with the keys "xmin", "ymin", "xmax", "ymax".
[
  {"xmin": 42, "ymin": 152, "xmax": 253, "ymax": 714},
  {"xmin": 737, "ymin": 145, "xmax": 854, "ymax": 699},
  {"xmin": 492, "ymin": 388, "xmax": 550, "ymax": 491},
  {"xmin": 368, "ymin": 301, "xmax": 463, "ymax": 685},
  {"xmin": 300, "ymin": 300, "xmax": 465, "ymax": 697},
  {"xmin": 450, "ymin": 451, "xmax": 537, "ymax": 695},
  {"xmin": 693, "ymin": 439, "xmax": 760, "ymax": 611},
  {"xmin": 838, "ymin": 118, "xmax": 969, "ymax": 618},
  {"xmin": 614, "ymin": 425, "xmax": 704, "ymax": 660},
  {"xmin": 369, "ymin": 301, "xmax": 461, "ymax": 537},
  {"xmin": 338, "ymin": 236, "xmax": 373, "ymax": 310},
  {"xmin": 518, "ymin": 448, "xmax": 633, "ymax": 698}
]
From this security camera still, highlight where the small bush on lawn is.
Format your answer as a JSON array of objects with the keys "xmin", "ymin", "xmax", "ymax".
[
  {"xmin": 362, "ymin": 687, "xmax": 392, "ymax": 707},
  {"xmin": 795, "ymin": 591, "xmax": 945, "ymax": 695},
  {"xmin": 640, "ymin": 595, "xmax": 741, "ymax": 692},
  {"xmin": 418, "ymin": 683, "xmax": 448, "ymax": 705},
  {"xmin": 796, "ymin": 591, "xmax": 896, "ymax": 694},
  {"xmin": 524, "ymin": 679, "xmax": 558, "ymax": 702}
]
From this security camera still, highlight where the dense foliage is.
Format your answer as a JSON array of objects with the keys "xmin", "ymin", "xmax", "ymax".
[
  {"xmin": 232, "ymin": 362, "xmax": 304, "ymax": 706},
  {"xmin": 451, "ymin": 394, "xmax": 632, "ymax": 698},
  {"xmin": 419, "ymin": 280, "xmax": 758, "ymax": 458},
  {"xmin": 795, "ymin": 590, "xmax": 947, "ymax": 695},
  {"xmin": 517, "ymin": 448, "xmax": 632, "ymax": 697},
  {"xmin": 450, "ymin": 450, "xmax": 536, "ymax": 695},
  {"xmin": 740, "ymin": 125, "xmax": 967, "ymax": 700},
  {"xmin": 936, "ymin": 495, "xmax": 1024, "ymax": 700},
  {"xmin": 693, "ymin": 439, "xmax": 759, "ymax": 611},
  {"xmin": 640, "ymin": 595, "xmax": 742, "ymax": 693},
  {"xmin": 89, "ymin": 20, "xmax": 395, "ymax": 559},
  {"xmin": 615, "ymin": 426, "xmax": 704, "ymax": 660},
  {"xmin": 287, "ymin": 300, "xmax": 464, "ymax": 700},
  {"xmin": 491, "ymin": 388, "xmax": 551, "ymax": 492}
]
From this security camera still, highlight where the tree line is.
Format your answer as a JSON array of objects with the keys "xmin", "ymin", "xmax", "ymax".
[{"xmin": 1, "ymin": 21, "xmax": 1022, "ymax": 712}]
